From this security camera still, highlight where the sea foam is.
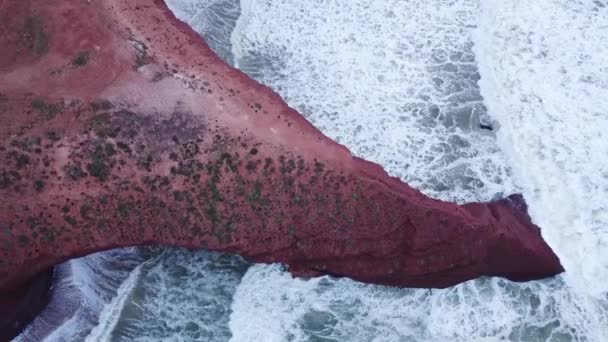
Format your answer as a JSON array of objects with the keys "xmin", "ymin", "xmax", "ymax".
[{"xmin": 226, "ymin": 0, "xmax": 607, "ymax": 341}]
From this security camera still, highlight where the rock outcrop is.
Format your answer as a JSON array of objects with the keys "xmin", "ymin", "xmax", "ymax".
[{"xmin": 0, "ymin": 0, "xmax": 563, "ymax": 339}]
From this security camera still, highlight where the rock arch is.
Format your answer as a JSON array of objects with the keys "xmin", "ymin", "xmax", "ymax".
[{"xmin": 0, "ymin": 0, "xmax": 562, "ymax": 339}]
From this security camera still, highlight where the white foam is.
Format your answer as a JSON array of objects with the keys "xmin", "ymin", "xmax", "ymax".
[
  {"xmin": 229, "ymin": 265, "xmax": 320, "ymax": 342},
  {"xmin": 85, "ymin": 264, "xmax": 143, "ymax": 342},
  {"xmin": 91, "ymin": 249, "xmax": 249, "ymax": 342},
  {"xmin": 14, "ymin": 248, "xmax": 145, "ymax": 342},
  {"xmin": 231, "ymin": 264, "xmax": 607, "ymax": 341},
  {"xmin": 225, "ymin": 0, "xmax": 607, "ymax": 341},
  {"xmin": 231, "ymin": 0, "xmax": 516, "ymax": 203},
  {"xmin": 473, "ymin": 0, "xmax": 608, "ymax": 299}
]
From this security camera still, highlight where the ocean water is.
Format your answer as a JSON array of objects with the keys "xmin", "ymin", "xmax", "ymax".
[
  {"xmin": 16, "ymin": 0, "xmax": 608, "ymax": 341},
  {"xmin": 14, "ymin": 248, "xmax": 148, "ymax": 342},
  {"xmin": 85, "ymin": 249, "xmax": 249, "ymax": 342}
]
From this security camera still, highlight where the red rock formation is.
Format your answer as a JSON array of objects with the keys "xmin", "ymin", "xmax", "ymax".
[{"xmin": 0, "ymin": 0, "xmax": 562, "ymax": 339}]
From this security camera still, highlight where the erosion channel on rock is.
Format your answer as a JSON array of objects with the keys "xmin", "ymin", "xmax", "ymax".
[{"xmin": 0, "ymin": 0, "xmax": 563, "ymax": 340}]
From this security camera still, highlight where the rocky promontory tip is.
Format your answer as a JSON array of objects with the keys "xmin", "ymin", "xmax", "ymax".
[{"xmin": 0, "ymin": 0, "xmax": 563, "ymax": 339}]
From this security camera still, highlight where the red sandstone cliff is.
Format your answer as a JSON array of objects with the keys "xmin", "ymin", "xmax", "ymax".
[{"xmin": 0, "ymin": 0, "xmax": 562, "ymax": 340}]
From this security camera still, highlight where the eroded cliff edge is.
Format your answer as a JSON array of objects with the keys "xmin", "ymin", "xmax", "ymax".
[{"xmin": 0, "ymin": 0, "xmax": 563, "ymax": 340}]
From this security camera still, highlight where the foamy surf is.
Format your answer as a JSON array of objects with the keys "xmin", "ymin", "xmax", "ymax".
[
  {"xmin": 87, "ymin": 249, "xmax": 249, "ymax": 342},
  {"xmin": 474, "ymin": 0, "xmax": 608, "ymax": 298},
  {"xmin": 14, "ymin": 248, "xmax": 146, "ymax": 342},
  {"xmin": 231, "ymin": 0, "xmax": 516, "ymax": 203},
  {"xmin": 226, "ymin": 0, "xmax": 607, "ymax": 341},
  {"xmin": 85, "ymin": 264, "xmax": 144, "ymax": 342},
  {"xmin": 473, "ymin": 0, "xmax": 608, "ymax": 339}
]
